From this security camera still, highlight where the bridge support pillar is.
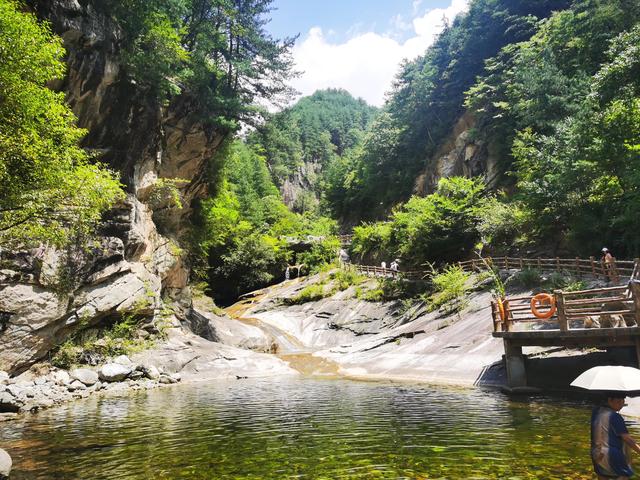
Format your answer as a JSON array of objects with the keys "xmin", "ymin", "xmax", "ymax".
[{"xmin": 504, "ymin": 340, "xmax": 527, "ymax": 387}]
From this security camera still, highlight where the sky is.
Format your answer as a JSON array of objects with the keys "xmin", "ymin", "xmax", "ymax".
[{"xmin": 265, "ymin": 0, "xmax": 470, "ymax": 107}]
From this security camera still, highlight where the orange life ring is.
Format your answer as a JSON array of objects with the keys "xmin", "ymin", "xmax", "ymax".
[
  {"xmin": 497, "ymin": 298, "xmax": 508, "ymax": 322},
  {"xmin": 531, "ymin": 293, "xmax": 557, "ymax": 319}
]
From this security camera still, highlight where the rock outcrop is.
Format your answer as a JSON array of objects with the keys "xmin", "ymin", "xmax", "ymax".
[
  {"xmin": 413, "ymin": 112, "xmax": 501, "ymax": 196},
  {"xmin": 0, "ymin": 1, "xmax": 228, "ymax": 374}
]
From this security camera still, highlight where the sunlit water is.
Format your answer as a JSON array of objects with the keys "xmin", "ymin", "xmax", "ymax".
[{"xmin": 0, "ymin": 378, "xmax": 629, "ymax": 479}]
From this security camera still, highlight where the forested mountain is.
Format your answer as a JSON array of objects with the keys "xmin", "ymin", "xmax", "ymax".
[
  {"xmin": 324, "ymin": 0, "xmax": 640, "ymax": 261},
  {"xmin": 249, "ymin": 89, "xmax": 377, "ymax": 213}
]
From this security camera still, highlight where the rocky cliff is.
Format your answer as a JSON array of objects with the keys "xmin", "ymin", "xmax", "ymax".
[
  {"xmin": 413, "ymin": 112, "xmax": 501, "ymax": 196},
  {"xmin": 0, "ymin": 1, "xmax": 227, "ymax": 374}
]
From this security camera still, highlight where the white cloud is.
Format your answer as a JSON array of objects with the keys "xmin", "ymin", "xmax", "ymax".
[{"xmin": 288, "ymin": 0, "xmax": 470, "ymax": 107}]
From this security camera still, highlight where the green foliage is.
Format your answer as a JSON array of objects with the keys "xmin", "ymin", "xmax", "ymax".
[
  {"xmin": 350, "ymin": 177, "xmax": 511, "ymax": 268},
  {"xmin": 252, "ymin": 89, "xmax": 378, "ymax": 199},
  {"xmin": 104, "ymin": 0, "xmax": 297, "ymax": 123},
  {"xmin": 325, "ymin": 0, "xmax": 568, "ymax": 218},
  {"xmin": 193, "ymin": 140, "xmax": 339, "ymax": 304},
  {"xmin": 426, "ymin": 265, "xmax": 473, "ymax": 313},
  {"xmin": 285, "ymin": 283, "xmax": 329, "ymax": 305},
  {"xmin": 329, "ymin": 269, "xmax": 365, "ymax": 291},
  {"xmin": 51, "ymin": 308, "xmax": 156, "ymax": 369},
  {"xmin": 0, "ymin": 0, "xmax": 124, "ymax": 247},
  {"xmin": 513, "ymin": 268, "xmax": 542, "ymax": 289},
  {"xmin": 298, "ymin": 238, "xmax": 341, "ymax": 274},
  {"xmin": 350, "ymin": 222, "xmax": 392, "ymax": 264}
]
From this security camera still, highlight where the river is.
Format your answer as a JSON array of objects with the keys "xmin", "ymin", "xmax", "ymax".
[{"xmin": 0, "ymin": 377, "xmax": 621, "ymax": 479}]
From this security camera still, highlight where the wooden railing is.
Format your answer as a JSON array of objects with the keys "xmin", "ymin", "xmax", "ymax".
[
  {"xmin": 343, "ymin": 263, "xmax": 425, "ymax": 280},
  {"xmin": 459, "ymin": 256, "xmax": 636, "ymax": 282},
  {"xmin": 492, "ymin": 268, "xmax": 640, "ymax": 333}
]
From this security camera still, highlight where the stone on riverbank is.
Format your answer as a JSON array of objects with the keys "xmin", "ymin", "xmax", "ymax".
[
  {"xmin": 70, "ymin": 368, "xmax": 99, "ymax": 386},
  {"xmin": 99, "ymin": 363, "xmax": 131, "ymax": 382},
  {"xmin": 0, "ymin": 447, "xmax": 11, "ymax": 479}
]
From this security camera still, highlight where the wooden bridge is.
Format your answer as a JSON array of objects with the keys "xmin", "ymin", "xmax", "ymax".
[{"xmin": 488, "ymin": 258, "xmax": 640, "ymax": 387}]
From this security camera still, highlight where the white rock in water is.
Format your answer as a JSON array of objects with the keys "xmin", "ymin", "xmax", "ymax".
[
  {"xmin": 99, "ymin": 363, "xmax": 131, "ymax": 382},
  {"xmin": 141, "ymin": 364, "xmax": 160, "ymax": 380},
  {"xmin": 68, "ymin": 380, "xmax": 87, "ymax": 391},
  {"xmin": 0, "ymin": 448, "xmax": 11, "ymax": 478},
  {"xmin": 70, "ymin": 368, "xmax": 99, "ymax": 386},
  {"xmin": 112, "ymin": 355, "xmax": 132, "ymax": 366},
  {"xmin": 52, "ymin": 370, "xmax": 71, "ymax": 386}
]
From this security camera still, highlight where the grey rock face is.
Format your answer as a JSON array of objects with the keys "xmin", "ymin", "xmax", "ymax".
[
  {"xmin": 70, "ymin": 368, "xmax": 99, "ymax": 386},
  {"xmin": 0, "ymin": 447, "xmax": 11, "ymax": 479},
  {"xmin": 0, "ymin": 0, "xmax": 229, "ymax": 376},
  {"xmin": 99, "ymin": 363, "xmax": 131, "ymax": 382}
]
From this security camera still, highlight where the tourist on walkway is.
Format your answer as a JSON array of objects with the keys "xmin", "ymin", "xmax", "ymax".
[
  {"xmin": 591, "ymin": 393, "xmax": 640, "ymax": 479},
  {"xmin": 602, "ymin": 247, "xmax": 619, "ymax": 283},
  {"xmin": 381, "ymin": 261, "xmax": 386, "ymax": 269}
]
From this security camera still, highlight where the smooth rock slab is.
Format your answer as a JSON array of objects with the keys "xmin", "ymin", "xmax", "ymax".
[
  {"xmin": 99, "ymin": 363, "xmax": 131, "ymax": 382},
  {"xmin": 0, "ymin": 448, "xmax": 10, "ymax": 479},
  {"xmin": 70, "ymin": 368, "xmax": 99, "ymax": 386}
]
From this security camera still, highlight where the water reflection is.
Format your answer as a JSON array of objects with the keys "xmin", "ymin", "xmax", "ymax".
[{"xmin": 0, "ymin": 378, "xmax": 608, "ymax": 479}]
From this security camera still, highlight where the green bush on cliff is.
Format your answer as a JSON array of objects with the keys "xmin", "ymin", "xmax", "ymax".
[
  {"xmin": 426, "ymin": 266, "xmax": 472, "ymax": 313},
  {"xmin": 0, "ymin": 0, "xmax": 124, "ymax": 247}
]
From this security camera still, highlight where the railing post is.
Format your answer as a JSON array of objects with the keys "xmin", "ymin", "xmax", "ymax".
[
  {"xmin": 575, "ymin": 257, "xmax": 581, "ymax": 277},
  {"xmin": 555, "ymin": 290, "xmax": 568, "ymax": 331},
  {"xmin": 590, "ymin": 256, "xmax": 597, "ymax": 278},
  {"xmin": 519, "ymin": 257, "xmax": 524, "ymax": 270},
  {"xmin": 556, "ymin": 257, "xmax": 560, "ymax": 273},
  {"xmin": 505, "ymin": 257, "xmax": 509, "ymax": 269},
  {"xmin": 504, "ymin": 299, "xmax": 513, "ymax": 332},
  {"xmin": 491, "ymin": 301, "xmax": 500, "ymax": 331},
  {"xmin": 629, "ymin": 280, "xmax": 640, "ymax": 326},
  {"xmin": 537, "ymin": 257, "xmax": 542, "ymax": 271}
]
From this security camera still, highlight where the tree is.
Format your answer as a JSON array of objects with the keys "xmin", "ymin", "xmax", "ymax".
[{"xmin": 0, "ymin": 0, "xmax": 123, "ymax": 247}]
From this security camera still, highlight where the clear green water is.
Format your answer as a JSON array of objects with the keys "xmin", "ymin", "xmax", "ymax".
[{"xmin": 0, "ymin": 378, "xmax": 630, "ymax": 479}]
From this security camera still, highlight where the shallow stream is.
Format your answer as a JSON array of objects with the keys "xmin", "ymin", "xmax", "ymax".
[{"xmin": 0, "ymin": 378, "xmax": 628, "ymax": 479}]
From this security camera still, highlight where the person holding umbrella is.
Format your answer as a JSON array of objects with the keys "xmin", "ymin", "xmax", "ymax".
[
  {"xmin": 572, "ymin": 366, "xmax": 640, "ymax": 479},
  {"xmin": 591, "ymin": 393, "xmax": 640, "ymax": 479}
]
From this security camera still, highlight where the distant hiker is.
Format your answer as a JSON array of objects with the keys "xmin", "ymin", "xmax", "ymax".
[
  {"xmin": 285, "ymin": 266, "xmax": 290, "ymax": 281},
  {"xmin": 591, "ymin": 393, "xmax": 640, "ymax": 479},
  {"xmin": 390, "ymin": 259, "xmax": 399, "ymax": 272},
  {"xmin": 339, "ymin": 248, "xmax": 350, "ymax": 264},
  {"xmin": 602, "ymin": 248, "xmax": 618, "ymax": 283},
  {"xmin": 381, "ymin": 261, "xmax": 387, "ymax": 269}
]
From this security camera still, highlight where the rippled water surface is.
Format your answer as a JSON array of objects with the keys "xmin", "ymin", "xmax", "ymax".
[{"xmin": 0, "ymin": 378, "xmax": 628, "ymax": 479}]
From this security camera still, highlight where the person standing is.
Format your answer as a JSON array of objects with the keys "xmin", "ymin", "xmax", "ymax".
[
  {"xmin": 602, "ymin": 247, "xmax": 619, "ymax": 283},
  {"xmin": 591, "ymin": 394, "xmax": 640, "ymax": 479}
]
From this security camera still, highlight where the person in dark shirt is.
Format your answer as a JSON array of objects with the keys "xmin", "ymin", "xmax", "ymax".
[{"xmin": 592, "ymin": 394, "xmax": 640, "ymax": 479}]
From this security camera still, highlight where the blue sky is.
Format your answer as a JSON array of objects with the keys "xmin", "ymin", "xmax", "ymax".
[
  {"xmin": 264, "ymin": 0, "xmax": 469, "ymax": 107},
  {"xmin": 267, "ymin": 0, "xmax": 454, "ymax": 43}
]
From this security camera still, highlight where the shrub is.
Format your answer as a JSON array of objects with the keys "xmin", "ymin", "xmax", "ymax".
[
  {"xmin": 514, "ymin": 268, "xmax": 542, "ymax": 289},
  {"xmin": 427, "ymin": 265, "xmax": 472, "ymax": 313},
  {"xmin": 330, "ymin": 269, "xmax": 365, "ymax": 291},
  {"xmin": 285, "ymin": 283, "xmax": 330, "ymax": 305}
]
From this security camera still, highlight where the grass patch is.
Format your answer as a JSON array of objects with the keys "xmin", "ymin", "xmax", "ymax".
[{"xmin": 285, "ymin": 283, "xmax": 332, "ymax": 305}]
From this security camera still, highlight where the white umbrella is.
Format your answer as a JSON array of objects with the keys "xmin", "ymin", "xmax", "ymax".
[{"xmin": 571, "ymin": 366, "xmax": 640, "ymax": 392}]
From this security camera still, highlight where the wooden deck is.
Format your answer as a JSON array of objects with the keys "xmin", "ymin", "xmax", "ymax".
[
  {"xmin": 494, "ymin": 326, "xmax": 640, "ymax": 348},
  {"xmin": 490, "ymin": 261, "xmax": 640, "ymax": 387}
]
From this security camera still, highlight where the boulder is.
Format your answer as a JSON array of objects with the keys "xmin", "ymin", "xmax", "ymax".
[
  {"xmin": 68, "ymin": 380, "xmax": 87, "ymax": 391},
  {"xmin": 0, "ymin": 448, "xmax": 11, "ymax": 479},
  {"xmin": 0, "ymin": 372, "xmax": 8, "ymax": 385},
  {"xmin": 52, "ymin": 370, "xmax": 71, "ymax": 386},
  {"xmin": 70, "ymin": 368, "xmax": 99, "ymax": 386},
  {"xmin": 112, "ymin": 355, "xmax": 132, "ymax": 366},
  {"xmin": 140, "ymin": 364, "xmax": 160, "ymax": 380},
  {"xmin": 99, "ymin": 363, "xmax": 131, "ymax": 382}
]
